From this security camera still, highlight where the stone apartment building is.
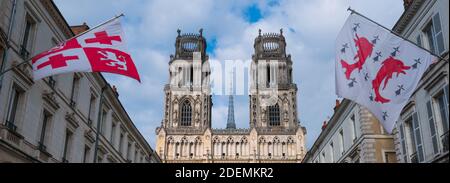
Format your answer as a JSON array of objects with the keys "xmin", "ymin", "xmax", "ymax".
[
  {"xmin": 0, "ymin": 0, "xmax": 160, "ymax": 163},
  {"xmin": 304, "ymin": 0, "xmax": 448, "ymax": 163},
  {"xmin": 393, "ymin": 0, "xmax": 449, "ymax": 163},
  {"xmin": 303, "ymin": 100, "xmax": 397, "ymax": 163}
]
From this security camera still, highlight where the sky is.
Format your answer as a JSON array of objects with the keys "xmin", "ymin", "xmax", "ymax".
[{"xmin": 53, "ymin": 0, "xmax": 404, "ymax": 149}]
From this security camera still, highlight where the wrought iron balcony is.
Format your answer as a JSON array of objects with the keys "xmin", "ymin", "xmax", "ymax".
[
  {"xmin": 62, "ymin": 158, "xmax": 69, "ymax": 163},
  {"xmin": 410, "ymin": 152, "xmax": 418, "ymax": 163},
  {"xmin": 19, "ymin": 45, "xmax": 30, "ymax": 59},
  {"xmin": 441, "ymin": 131, "xmax": 449, "ymax": 153},
  {"xmin": 70, "ymin": 100, "xmax": 77, "ymax": 108},
  {"xmin": 48, "ymin": 77, "xmax": 56, "ymax": 88},
  {"xmin": 38, "ymin": 142, "xmax": 47, "ymax": 152},
  {"xmin": 4, "ymin": 120, "xmax": 17, "ymax": 132}
]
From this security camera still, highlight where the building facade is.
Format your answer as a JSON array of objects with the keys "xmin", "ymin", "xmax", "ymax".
[
  {"xmin": 304, "ymin": 0, "xmax": 448, "ymax": 164},
  {"xmin": 0, "ymin": 0, "xmax": 13, "ymax": 71},
  {"xmin": 303, "ymin": 100, "xmax": 397, "ymax": 163},
  {"xmin": 156, "ymin": 29, "xmax": 306, "ymax": 163},
  {"xmin": 393, "ymin": 0, "xmax": 449, "ymax": 163},
  {"xmin": 0, "ymin": 0, "xmax": 160, "ymax": 163}
]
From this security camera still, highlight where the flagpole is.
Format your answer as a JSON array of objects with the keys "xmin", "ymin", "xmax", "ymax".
[
  {"xmin": 0, "ymin": 13, "xmax": 125, "ymax": 78},
  {"xmin": 347, "ymin": 7, "xmax": 448, "ymax": 63},
  {"xmin": 70, "ymin": 13, "xmax": 125, "ymax": 41}
]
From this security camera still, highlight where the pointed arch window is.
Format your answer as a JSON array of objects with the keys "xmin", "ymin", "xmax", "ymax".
[
  {"xmin": 268, "ymin": 104, "xmax": 280, "ymax": 126},
  {"xmin": 181, "ymin": 100, "xmax": 192, "ymax": 126}
]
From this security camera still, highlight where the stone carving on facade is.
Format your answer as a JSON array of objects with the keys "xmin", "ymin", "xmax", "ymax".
[
  {"xmin": 65, "ymin": 112, "xmax": 79, "ymax": 130},
  {"xmin": 261, "ymin": 106, "xmax": 267, "ymax": 123},
  {"xmin": 251, "ymin": 97, "xmax": 257, "ymax": 127},
  {"xmin": 283, "ymin": 97, "xmax": 289, "ymax": 122},
  {"xmin": 11, "ymin": 61, "xmax": 34, "ymax": 86},
  {"xmin": 165, "ymin": 92, "xmax": 170, "ymax": 124},
  {"xmin": 42, "ymin": 91, "xmax": 60, "ymax": 110},
  {"xmin": 84, "ymin": 130, "xmax": 96, "ymax": 144},
  {"xmin": 172, "ymin": 97, "xmax": 179, "ymax": 126},
  {"xmin": 194, "ymin": 95, "xmax": 201, "ymax": 124},
  {"xmin": 203, "ymin": 97, "xmax": 208, "ymax": 126}
]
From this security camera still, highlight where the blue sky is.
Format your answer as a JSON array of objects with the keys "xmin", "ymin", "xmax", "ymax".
[
  {"xmin": 243, "ymin": 4, "xmax": 263, "ymax": 23},
  {"xmin": 53, "ymin": 0, "xmax": 404, "ymax": 149}
]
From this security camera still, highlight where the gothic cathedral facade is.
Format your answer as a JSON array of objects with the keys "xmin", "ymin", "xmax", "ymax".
[{"xmin": 155, "ymin": 29, "xmax": 306, "ymax": 163}]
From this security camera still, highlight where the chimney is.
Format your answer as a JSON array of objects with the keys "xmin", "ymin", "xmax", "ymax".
[
  {"xmin": 403, "ymin": 0, "xmax": 414, "ymax": 10},
  {"xmin": 321, "ymin": 121, "xmax": 328, "ymax": 131},
  {"xmin": 70, "ymin": 22, "xmax": 90, "ymax": 36},
  {"xmin": 112, "ymin": 85, "xmax": 119, "ymax": 97}
]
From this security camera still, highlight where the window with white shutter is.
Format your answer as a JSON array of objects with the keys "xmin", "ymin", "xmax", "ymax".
[
  {"xmin": 399, "ymin": 124, "xmax": 408, "ymax": 163},
  {"xmin": 434, "ymin": 85, "xmax": 449, "ymax": 153},
  {"xmin": 441, "ymin": 85, "xmax": 449, "ymax": 133},
  {"xmin": 432, "ymin": 13, "xmax": 445, "ymax": 55},
  {"xmin": 444, "ymin": 85, "xmax": 449, "ymax": 152},
  {"xmin": 412, "ymin": 113, "xmax": 424, "ymax": 162},
  {"xmin": 427, "ymin": 100, "xmax": 439, "ymax": 155},
  {"xmin": 422, "ymin": 13, "xmax": 446, "ymax": 55},
  {"xmin": 404, "ymin": 113, "xmax": 424, "ymax": 163}
]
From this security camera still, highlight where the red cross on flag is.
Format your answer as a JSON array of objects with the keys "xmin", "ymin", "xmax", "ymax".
[
  {"xmin": 32, "ymin": 18, "xmax": 140, "ymax": 82},
  {"xmin": 335, "ymin": 13, "xmax": 438, "ymax": 133}
]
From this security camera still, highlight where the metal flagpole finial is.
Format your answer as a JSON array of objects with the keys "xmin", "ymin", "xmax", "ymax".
[{"xmin": 347, "ymin": 7, "xmax": 355, "ymax": 14}]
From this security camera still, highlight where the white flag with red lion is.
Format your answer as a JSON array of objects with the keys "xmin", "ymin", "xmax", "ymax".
[
  {"xmin": 32, "ymin": 18, "xmax": 140, "ymax": 82},
  {"xmin": 336, "ymin": 13, "xmax": 437, "ymax": 133}
]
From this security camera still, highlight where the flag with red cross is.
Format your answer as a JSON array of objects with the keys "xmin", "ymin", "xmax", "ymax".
[{"xmin": 32, "ymin": 18, "xmax": 140, "ymax": 82}]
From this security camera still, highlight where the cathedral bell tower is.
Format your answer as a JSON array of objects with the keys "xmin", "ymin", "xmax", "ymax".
[
  {"xmin": 250, "ymin": 29, "xmax": 299, "ymax": 130},
  {"xmin": 162, "ymin": 29, "xmax": 212, "ymax": 130},
  {"xmin": 156, "ymin": 29, "xmax": 306, "ymax": 163}
]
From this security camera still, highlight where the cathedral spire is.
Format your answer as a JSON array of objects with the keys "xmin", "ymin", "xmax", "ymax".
[{"xmin": 227, "ymin": 71, "xmax": 236, "ymax": 129}]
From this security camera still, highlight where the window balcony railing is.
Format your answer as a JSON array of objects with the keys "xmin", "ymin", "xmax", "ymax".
[
  {"xmin": 441, "ymin": 131, "xmax": 449, "ymax": 153},
  {"xmin": 70, "ymin": 100, "xmax": 77, "ymax": 108},
  {"xmin": 48, "ymin": 77, "xmax": 56, "ymax": 88},
  {"xmin": 4, "ymin": 120, "xmax": 17, "ymax": 132},
  {"xmin": 19, "ymin": 45, "xmax": 30, "ymax": 59},
  {"xmin": 62, "ymin": 158, "xmax": 69, "ymax": 163},
  {"xmin": 410, "ymin": 152, "xmax": 418, "ymax": 163},
  {"xmin": 38, "ymin": 142, "xmax": 47, "ymax": 152}
]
